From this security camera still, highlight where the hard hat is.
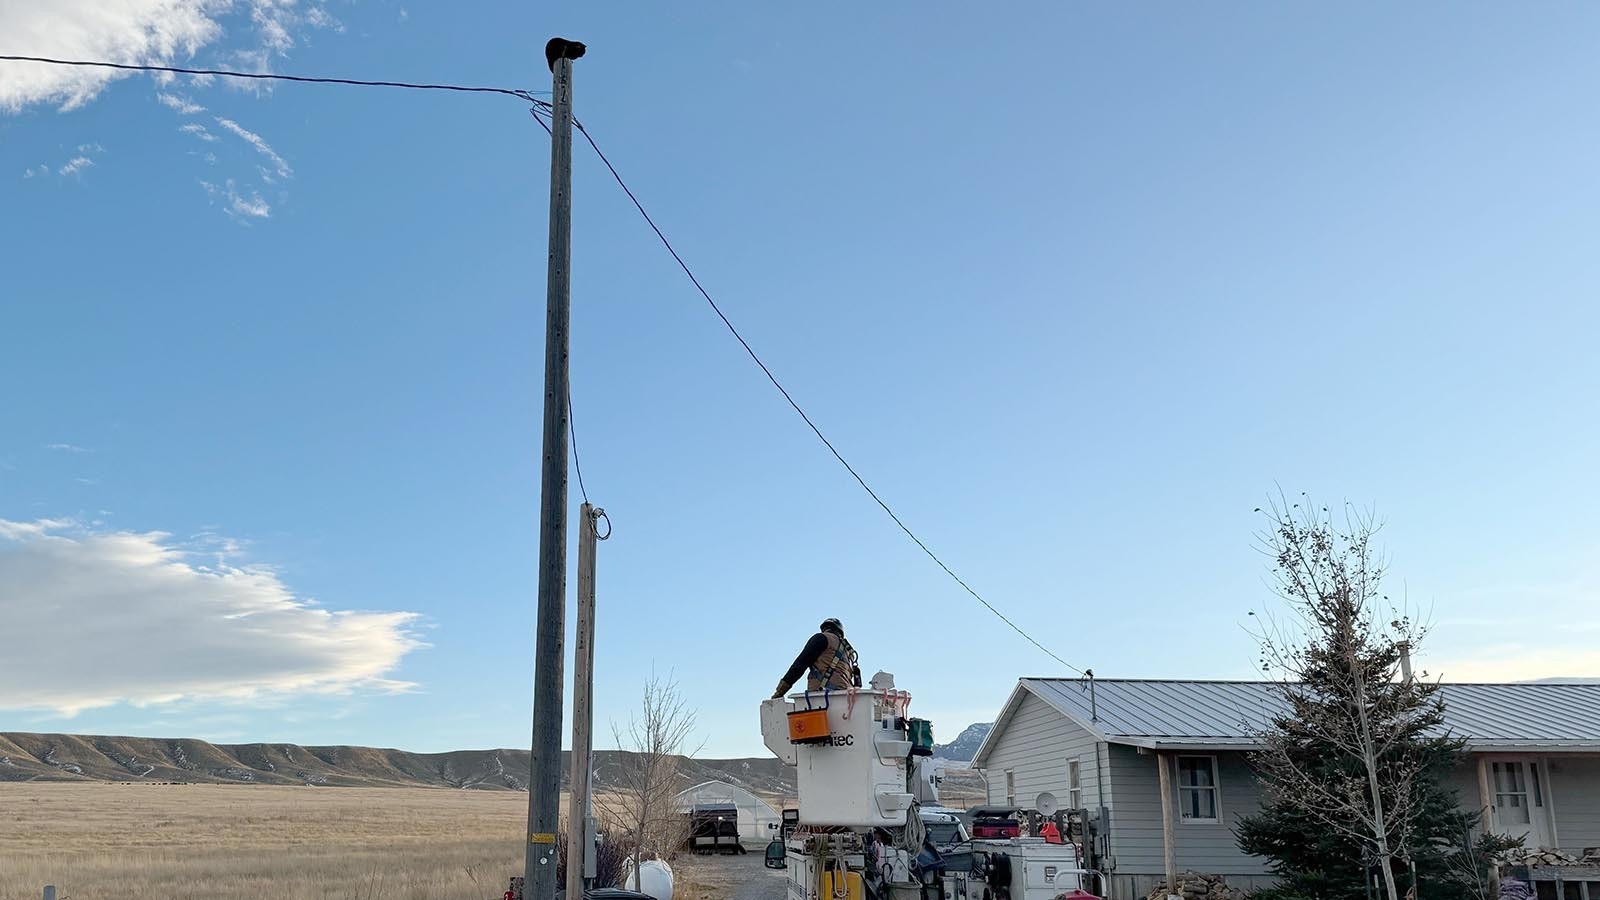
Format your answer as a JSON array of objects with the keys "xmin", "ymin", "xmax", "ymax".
[{"xmin": 820, "ymin": 618, "xmax": 843, "ymax": 635}]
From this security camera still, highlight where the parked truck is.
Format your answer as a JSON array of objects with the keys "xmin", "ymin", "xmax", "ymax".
[{"xmin": 760, "ymin": 674, "xmax": 1101, "ymax": 900}]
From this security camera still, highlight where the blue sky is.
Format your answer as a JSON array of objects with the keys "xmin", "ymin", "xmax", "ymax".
[{"xmin": 3, "ymin": 3, "xmax": 1600, "ymax": 758}]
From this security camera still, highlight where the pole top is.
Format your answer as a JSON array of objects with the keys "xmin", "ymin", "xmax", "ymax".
[{"xmin": 546, "ymin": 38, "xmax": 586, "ymax": 72}]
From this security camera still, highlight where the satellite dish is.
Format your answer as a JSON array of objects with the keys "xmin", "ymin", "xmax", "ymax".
[{"xmin": 1035, "ymin": 792, "xmax": 1059, "ymax": 816}]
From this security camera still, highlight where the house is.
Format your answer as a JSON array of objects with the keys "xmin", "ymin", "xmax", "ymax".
[{"xmin": 971, "ymin": 677, "xmax": 1600, "ymax": 900}]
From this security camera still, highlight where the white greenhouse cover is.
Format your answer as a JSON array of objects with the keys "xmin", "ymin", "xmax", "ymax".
[{"xmin": 673, "ymin": 780, "xmax": 783, "ymax": 844}]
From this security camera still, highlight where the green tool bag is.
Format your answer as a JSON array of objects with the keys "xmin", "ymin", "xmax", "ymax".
[{"xmin": 907, "ymin": 718, "xmax": 934, "ymax": 756}]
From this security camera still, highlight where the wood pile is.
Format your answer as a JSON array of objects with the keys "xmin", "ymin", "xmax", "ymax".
[
  {"xmin": 1146, "ymin": 872, "xmax": 1246, "ymax": 900},
  {"xmin": 1499, "ymin": 848, "xmax": 1579, "ymax": 866}
]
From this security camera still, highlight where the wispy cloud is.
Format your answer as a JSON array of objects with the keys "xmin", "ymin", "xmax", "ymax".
[
  {"xmin": 214, "ymin": 117, "xmax": 292, "ymax": 180},
  {"xmin": 200, "ymin": 179, "xmax": 272, "ymax": 221},
  {"xmin": 24, "ymin": 144, "xmax": 106, "ymax": 180},
  {"xmin": 58, "ymin": 156, "xmax": 95, "ymax": 177},
  {"xmin": 0, "ymin": 1, "xmax": 341, "ymax": 112},
  {"xmin": 179, "ymin": 123, "xmax": 218, "ymax": 142},
  {"xmin": 156, "ymin": 92, "xmax": 205, "ymax": 115},
  {"xmin": 1429, "ymin": 644, "xmax": 1600, "ymax": 683},
  {"xmin": 0, "ymin": 518, "xmax": 425, "ymax": 715},
  {"xmin": 44, "ymin": 443, "xmax": 94, "ymax": 454}
]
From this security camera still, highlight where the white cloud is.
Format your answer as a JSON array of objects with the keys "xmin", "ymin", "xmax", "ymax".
[
  {"xmin": 1429, "ymin": 644, "xmax": 1600, "ymax": 683},
  {"xmin": 44, "ymin": 443, "xmax": 94, "ymax": 453},
  {"xmin": 0, "ymin": 1, "xmax": 341, "ymax": 112},
  {"xmin": 157, "ymin": 92, "xmax": 205, "ymax": 114},
  {"xmin": 214, "ymin": 117, "xmax": 291, "ymax": 179},
  {"xmin": 24, "ymin": 145, "xmax": 106, "ymax": 180},
  {"xmin": 199, "ymin": 178, "xmax": 271, "ymax": 220},
  {"xmin": 0, "ymin": 1, "xmax": 225, "ymax": 111},
  {"xmin": 179, "ymin": 122, "xmax": 218, "ymax": 142},
  {"xmin": 0, "ymin": 518, "xmax": 423, "ymax": 715}
]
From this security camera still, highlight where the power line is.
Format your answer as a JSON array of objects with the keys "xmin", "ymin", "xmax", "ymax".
[
  {"xmin": 5, "ymin": 52, "xmax": 1079, "ymax": 675},
  {"xmin": 0, "ymin": 55, "xmax": 547, "ymax": 101},
  {"xmin": 568, "ymin": 389, "xmax": 589, "ymax": 506},
  {"xmin": 565, "ymin": 116, "xmax": 1087, "ymax": 677}
]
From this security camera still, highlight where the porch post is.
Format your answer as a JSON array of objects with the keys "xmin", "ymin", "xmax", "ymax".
[
  {"xmin": 1542, "ymin": 756, "xmax": 1561, "ymax": 850},
  {"xmin": 1157, "ymin": 751, "xmax": 1178, "ymax": 900},
  {"xmin": 1477, "ymin": 756, "xmax": 1500, "ymax": 896}
]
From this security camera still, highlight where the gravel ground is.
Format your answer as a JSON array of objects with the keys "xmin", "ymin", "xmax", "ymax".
[{"xmin": 676, "ymin": 849, "xmax": 788, "ymax": 900}]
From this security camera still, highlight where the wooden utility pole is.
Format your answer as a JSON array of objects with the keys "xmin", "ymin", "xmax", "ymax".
[
  {"xmin": 1157, "ymin": 752, "xmax": 1179, "ymax": 900},
  {"xmin": 566, "ymin": 504, "xmax": 602, "ymax": 900},
  {"xmin": 526, "ymin": 35, "xmax": 584, "ymax": 900}
]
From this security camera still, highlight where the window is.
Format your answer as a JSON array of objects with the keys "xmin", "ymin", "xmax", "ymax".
[
  {"xmin": 1176, "ymin": 756, "xmax": 1220, "ymax": 823},
  {"xmin": 1005, "ymin": 770, "xmax": 1016, "ymax": 805},
  {"xmin": 1068, "ymin": 760, "xmax": 1082, "ymax": 811}
]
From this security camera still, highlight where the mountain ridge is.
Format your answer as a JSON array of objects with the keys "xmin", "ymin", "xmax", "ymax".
[
  {"xmin": 0, "ymin": 732, "xmax": 795, "ymax": 795},
  {"xmin": 933, "ymin": 722, "xmax": 993, "ymax": 762}
]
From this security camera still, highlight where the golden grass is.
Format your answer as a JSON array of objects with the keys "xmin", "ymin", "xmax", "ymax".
[
  {"xmin": 0, "ymin": 783, "xmax": 752, "ymax": 900},
  {"xmin": 0, "ymin": 782, "xmax": 531, "ymax": 900}
]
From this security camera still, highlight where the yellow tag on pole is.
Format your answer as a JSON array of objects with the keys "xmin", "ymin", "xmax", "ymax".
[{"xmin": 530, "ymin": 833, "xmax": 557, "ymax": 845}]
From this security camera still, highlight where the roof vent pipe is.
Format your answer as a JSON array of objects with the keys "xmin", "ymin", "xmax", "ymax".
[{"xmin": 1398, "ymin": 642, "xmax": 1414, "ymax": 685}]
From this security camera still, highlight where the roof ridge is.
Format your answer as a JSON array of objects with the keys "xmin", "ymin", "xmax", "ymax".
[{"xmin": 1021, "ymin": 677, "xmax": 1600, "ymax": 687}]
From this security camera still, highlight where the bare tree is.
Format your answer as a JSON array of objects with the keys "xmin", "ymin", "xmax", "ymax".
[
  {"xmin": 1249, "ymin": 495, "xmax": 1441, "ymax": 900},
  {"xmin": 594, "ymin": 672, "xmax": 702, "ymax": 891}
]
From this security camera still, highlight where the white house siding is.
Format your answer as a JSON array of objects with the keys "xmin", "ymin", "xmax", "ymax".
[
  {"xmin": 1548, "ymin": 755, "xmax": 1600, "ymax": 853},
  {"xmin": 1104, "ymin": 745, "xmax": 1274, "ymax": 900},
  {"xmin": 981, "ymin": 692, "xmax": 1104, "ymax": 814}
]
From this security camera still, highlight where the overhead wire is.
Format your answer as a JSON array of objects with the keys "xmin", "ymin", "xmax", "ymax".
[
  {"xmin": 4, "ymin": 53, "xmax": 1080, "ymax": 674},
  {"xmin": 0, "ymin": 55, "xmax": 548, "ymax": 101},
  {"xmin": 560, "ymin": 112, "xmax": 1087, "ymax": 677},
  {"xmin": 568, "ymin": 389, "xmax": 590, "ymax": 507}
]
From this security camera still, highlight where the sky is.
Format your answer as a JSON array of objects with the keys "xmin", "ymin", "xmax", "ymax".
[{"xmin": 3, "ymin": 3, "xmax": 1600, "ymax": 758}]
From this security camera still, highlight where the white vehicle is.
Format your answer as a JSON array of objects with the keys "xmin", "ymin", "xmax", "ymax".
[
  {"xmin": 760, "ymin": 674, "xmax": 1099, "ymax": 900},
  {"xmin": 919, "ymin": 807, "xmax": 970, "ymax": 850}
]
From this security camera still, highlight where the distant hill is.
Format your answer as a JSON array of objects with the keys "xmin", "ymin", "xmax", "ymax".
[
  {"xmin": 0, "ymin": 732, "xmax": 986, "ymax": 803},
  {"xmin": 0, "ymin": 733, "xmax": 793, "ymax": 796},
  {"xmin": 933, "ymin": 722, "xmax": 993, "ymax": 762}
]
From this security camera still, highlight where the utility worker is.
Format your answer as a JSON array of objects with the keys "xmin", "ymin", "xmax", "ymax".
[{"xmin": 771, "ymin": 617, "xmax": 862, "ymax": 698}]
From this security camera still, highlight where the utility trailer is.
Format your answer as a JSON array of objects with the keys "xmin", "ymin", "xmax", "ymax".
[{"xmin": 687, "ymin": 803, "xmax": 746, "ymax": 854}]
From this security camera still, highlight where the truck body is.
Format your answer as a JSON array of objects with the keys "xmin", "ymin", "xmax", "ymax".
[{"xmin": 761, "ymin": 676, "xmax": 1100, "ymax": 900}]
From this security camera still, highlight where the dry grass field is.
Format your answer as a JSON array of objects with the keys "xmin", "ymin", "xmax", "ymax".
[
  {"xmin": 0, "ymin": 782, "xmax": 529, "ymax": 899},
  {"xmin": 0, "ymin": 782, "xmax": 765, "ymax": 900}
]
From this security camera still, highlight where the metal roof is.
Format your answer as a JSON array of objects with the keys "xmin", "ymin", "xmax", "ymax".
[{"xmin": 972, "ymin": 679, "xmax": 1600, "ymax": 766}]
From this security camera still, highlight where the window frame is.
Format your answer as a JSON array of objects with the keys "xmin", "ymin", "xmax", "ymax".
[
  {"xmin": 1174, "ymin": 755, "xmax": 1222, "ymax": 825},
  {"xmin": 1068, "ymin": 759, "xmax": 1083, "ymax": 811},
  {"xmin": 1005, "ymin": 769, "xmax": 1015, "ymax": 806}
]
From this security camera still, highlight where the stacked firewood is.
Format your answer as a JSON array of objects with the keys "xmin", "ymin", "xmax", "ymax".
[
  {"xmin": 1146, "ymin": 872, "xmax": 1246, "ymax": 900},
  {"xmin": 1499, "ymin": 848, "xmax": 1580, "ymax": 866}
]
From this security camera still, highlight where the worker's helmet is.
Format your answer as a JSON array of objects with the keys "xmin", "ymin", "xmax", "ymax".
[{"xmin": 820, "ymin": 618, "xmax": 844, "ymax": 636}]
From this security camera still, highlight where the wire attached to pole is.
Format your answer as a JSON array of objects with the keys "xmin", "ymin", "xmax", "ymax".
[
  {"xmin": 0, "ymin": 55, "xmax": 548, "ymax": 101},
  {"xmin": 561, "ymin": 114, "xmax": 1086, "ymax": 677}
]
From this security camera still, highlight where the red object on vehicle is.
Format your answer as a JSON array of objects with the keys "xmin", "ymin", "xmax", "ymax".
[{"xmin": 1053, "ymin": 891, "xmax": 1100, "ymax": 900}]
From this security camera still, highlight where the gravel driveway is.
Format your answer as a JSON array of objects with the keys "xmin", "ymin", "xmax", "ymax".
[{"xmin": 678, "ymin": 848, "xmax": 788, "ymax": 900}]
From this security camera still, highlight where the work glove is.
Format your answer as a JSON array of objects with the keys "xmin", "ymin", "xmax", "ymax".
[{"xmin": 772, "ymin": 683, "xmax": 787, "ymax": 700}]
